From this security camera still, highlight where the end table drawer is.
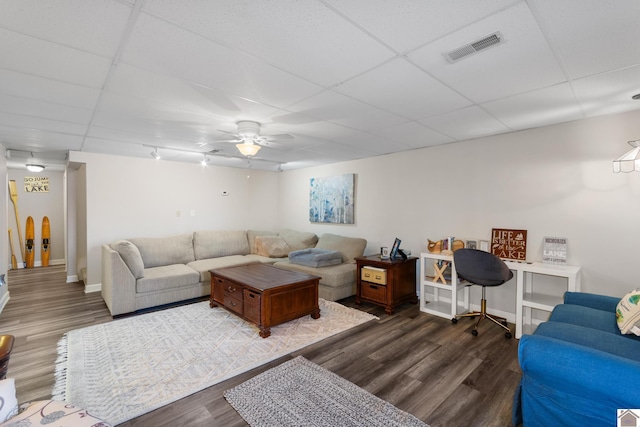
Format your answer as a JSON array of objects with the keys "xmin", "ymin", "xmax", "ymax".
[
  {"xmin": 361, "ymin": 282, "xmax": 386, "ymax": 302},
  {"xmin": 361, "ymin": 267, "xmax": 387, "ymax": 285}
]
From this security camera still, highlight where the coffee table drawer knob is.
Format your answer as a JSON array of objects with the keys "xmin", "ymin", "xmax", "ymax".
[{"xmin": 227, "ymin": 285, "xmax": 236, "ymax": 292}]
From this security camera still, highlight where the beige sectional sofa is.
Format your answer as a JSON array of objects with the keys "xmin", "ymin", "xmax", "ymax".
[{"xmin": 101, "ymin": 229, "xmax": 366, "ymax": 316}]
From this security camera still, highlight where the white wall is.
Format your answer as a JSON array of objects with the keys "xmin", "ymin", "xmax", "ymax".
[
  {"xmin": 7, "ymin": 169, "xmax": 65, "ymax": 266},
  {"xmin": 277, "ymin": 109, "xmax": 640, "ymax": 314},
  {"xmin": 0, "ymin": 146, "xmax": 7, "ymax": 311},
  {"xmin": 68, "ymin": 151, "xmax": 279, "ymax": 288}
]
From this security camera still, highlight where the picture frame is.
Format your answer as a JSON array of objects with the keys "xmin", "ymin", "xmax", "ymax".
[
  {"xmin": 466, "ymin": 240, "xmax": 477, "ymax": 250},
  {"xmin": 390, "ymin": 238, "xmax": 401, "ymax": 260},
  {"xmin": 479, "ymin": 240, "xmax": 489, "ymax": 252}
]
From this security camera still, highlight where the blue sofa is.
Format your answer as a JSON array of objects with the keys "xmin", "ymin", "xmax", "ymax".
[{"xmin": 513, "ymin": 292, "xmax": 640, "ymax": 427}]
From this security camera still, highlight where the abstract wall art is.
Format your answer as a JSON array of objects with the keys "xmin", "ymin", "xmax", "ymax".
[{"xmin": 309, "ymin": 173, "xmax": 355, "ymax": 224}]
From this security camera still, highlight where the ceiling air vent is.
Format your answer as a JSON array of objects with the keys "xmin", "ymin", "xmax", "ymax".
[{"xmin": 444, "ymin": 32, "xmax": 505, "ymax": 63}]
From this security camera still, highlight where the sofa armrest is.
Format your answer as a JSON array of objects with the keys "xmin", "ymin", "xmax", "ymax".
[
  {"xmin": 563, "ymin": 291, "xmax": 619, "ymax": 312},
  {"xmin": 518, "ymin": 334, "xmax": 640, "ymax": 424},
  {"xmin": 101, "ymin": 244, "xmax": 136, "ymax": 316}
]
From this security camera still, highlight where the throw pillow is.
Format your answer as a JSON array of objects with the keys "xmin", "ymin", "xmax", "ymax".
[
  {"xmin": 255, "ymin": 236, "xmax": 291, "ymax": 258},
  {"xmin": 288, "ymin": 248, "xmax": 343, "ymax": 268},
  {"xmin": 616, "ymin": 289, "xmax": 640, "ymax": 336},
  {"xmin": 111, "ymin": 240, "xmax": 145, "ymax": 279},
  {"xmin": 0, "ymin": 378, "xmax": 18, "ymax": 422}
]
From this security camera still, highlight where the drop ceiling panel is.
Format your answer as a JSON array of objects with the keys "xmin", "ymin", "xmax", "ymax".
[
  {"xmin": 301, "ymin": 141, "xmax": 372, "ymax": 161},
  {"xmin": 373, "ymin": 121, "xmax": 455, "ymax": 148},
  {"xmin": 325, "ymin": 0, "xmax": 519, "ymax": 53},
  {"xmin": 0, "ymin": 127, "xmax": 84, "ymax": 151},
  {"xmin": 283, "ymin": 90, "xmax": 406, "ymax": 131},
  {"xmin": 335, "ymin": 58, "xmax": 472, "ymax": 120},
  {"xmin": 0, "ymin": 70, "xmax": 101, "ymax": 109},
  {"xmin": 334, "ymin": 132, "xmax": 413, "ymax": 155},
  {"xmin": 142, "ymin": 0, "xmax": 396, "ymax": 86},
  {"xmin": 0, "ymin": 28, "xmax": 112, "ymax": 88},
  {"xmin": 482, "ymin": 83, "xmax": 584, "ymax": 130},
  {"xmin": 0, "ymin": 94, "xmax": 93, "ymax": 125},
  {"xmin": 421, "ymin": 106, "xmax": 511, "ymax": 140},
  {"xmin": 122, "ymin": 14, "xmax": 323, "ymax": 109},
  {"xmin": 409, "ymin": 2, "xmax": 566, "ymax": 103},
  {"xmin": 531, "ymin": 0, "xmax": 640, "ymax": 79},
  {"xmin": 0, "ymin": 112, "xmax": 88, "ymax": 136},
  {"xmin": 0, "ymin": 0, "xmax": 132, "ymax": 57},
  {"xmin": 572, "ymin": 65, "xmax": 640, "ymax": 117},
  {"xmin": 263, "ymin": 113, "xmax": 360, "ymax": 141}
]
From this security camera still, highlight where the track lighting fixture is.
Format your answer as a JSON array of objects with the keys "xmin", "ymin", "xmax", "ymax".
[{"xmin": 150, "ymin": 148, "xmax": 160, "ymax": 160}]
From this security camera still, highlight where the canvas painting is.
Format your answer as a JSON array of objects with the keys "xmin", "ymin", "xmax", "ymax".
[{"xmin": 309, "ymin": 174, "xmax": 355, "ymax": 224}]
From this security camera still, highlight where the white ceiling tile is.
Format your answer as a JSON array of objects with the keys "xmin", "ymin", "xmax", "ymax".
[
  {"xmin": 572, "ymin": 65, "xmax": 640, "ymax": 118},
  {"xmin": 0, "ymin": 126, "xmax": 84, "ymax": 151},
  {"xmin": 531, "ymin": 0, "xmax": 640, "ymax": 79},
  {"xmin": 0, "ymin": 29, "xmax": 112, "ymax": 88},
  {"xmin": 374, "ymin": 121, "xmax": 455, "ymax": 148},
  {"xmin": 0, "ymin": 0, "xmax": 132, "ymax": 57},
  {"xmin": 335, "ymin": 58, "xmax": 472, "ymax": 120},
  {"xmin": 302, "ymin": 141, "xmax": 374, "ymax": 160},
  {"xmin": 142, "ymin": 0, "xmax": 395, "ymax": 86},
  {"xmin": 0, "ymin": 94, "xmax": 93, "ymax": 124},
  {"xmin": 122, "ymin": 14, "xmax": 323, "ymax": 109},
  {"xmin": 409, "ymin": 2, "xmax": 566, "ymax": 103},
  {"xmin": 325, "ymin": 0, "xmax": 519, "ymax": 52},
  {"xmin": 482, "ymin": 83, "xmax": 584, "ymax": 130},
  {"xmin": 283, "ymin": 90, "xmax": 406, "ymax": 131},
  {"xmin": 0, "ymin": 112, "xmax": 87, "ymax": 136},
  {"xmin": 421, "ymin": 106, "xmax": 511, "ymax": 140},
  {"xmin": 334, "ymin": 132, "xmax": 413, "ymax": 155},
  {"xmin": 0, "ymin": 69, "xmax": 101, "ymax": 109}
]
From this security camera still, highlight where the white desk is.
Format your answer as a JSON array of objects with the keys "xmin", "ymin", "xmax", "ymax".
[{"xmin": 505, "ymin": 261, "xmax": 581, "ymax": 338}]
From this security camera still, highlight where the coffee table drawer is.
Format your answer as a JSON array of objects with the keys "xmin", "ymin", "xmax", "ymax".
[
  {"xmin": 243, "ymin": 289, "xmax": 261, "ymax": 324},
  {"xmin": 218, "ymin": 278, "xmax": 242, "ymax": 299},
  {"xmin": 224, "ymin": 294, "xmax": 243, "ymax": 315}
]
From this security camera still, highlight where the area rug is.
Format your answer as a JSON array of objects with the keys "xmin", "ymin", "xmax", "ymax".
[
  {"xmin": 224, "ymin": 356, "xmax": 428, "ymax": 427},
  {"xmin": 52, "ymin": 299, "xmax": 377, "ymax": 425}
]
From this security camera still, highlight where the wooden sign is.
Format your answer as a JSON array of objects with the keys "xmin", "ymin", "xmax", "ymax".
[
  {"xmin": 491, "ymin": 228, "xmax": 527, "ymax": 261},
  {"xmin": 24, "ymin": 176, "xmax": 49, "ymax": 193}
]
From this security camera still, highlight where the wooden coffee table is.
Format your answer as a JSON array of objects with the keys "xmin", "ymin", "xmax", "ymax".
[{"xmin": 209, "ymin": 263, "xmax": 321, "ymax": 338}]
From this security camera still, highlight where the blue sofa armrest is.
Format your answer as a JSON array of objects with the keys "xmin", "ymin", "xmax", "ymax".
[
  {"xmin": 564, "ymin": 291, "xmax": 619, "ymax": 312},
  {"xmin": 516, "ymin": 334, "xmax": 640, "ymax": 426}
]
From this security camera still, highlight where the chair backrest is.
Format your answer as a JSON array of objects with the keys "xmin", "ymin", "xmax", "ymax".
[{"xmin": 453, "ymin": 248, "xmax": 513, "ymax": 287}]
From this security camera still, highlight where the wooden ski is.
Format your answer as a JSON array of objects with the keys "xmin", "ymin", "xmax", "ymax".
[
  {"xmin": 8, "ymin": 229, "xmax": 17, "ymax": 270},
  {"xmin": 41, "ymin": 216, "xmax": 50, "ymax": 267},
  {"xmin": 25, "ymin": 216, "xmax": 35, "ymax": 269}
]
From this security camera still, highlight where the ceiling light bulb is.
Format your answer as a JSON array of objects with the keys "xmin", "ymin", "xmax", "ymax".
[
  {"xmin": 151, "ymin": 148, "xmax": 160, "ymax": 160},
  {"xmin": 236, "ymin": 143, "xmax": 261, "ymax": 156},
  {"xmin": 201, "ymin": 155, "xmax": 209, "ymax": 166}
]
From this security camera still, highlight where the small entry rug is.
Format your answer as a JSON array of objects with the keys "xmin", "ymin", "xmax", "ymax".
[
  {"xmin": 53, "ymin": 299, "xmax": 376, "ymax": 425},
  {"xmin": 224, "ymin": 356, "xmax": 429, "ymax": 427}
]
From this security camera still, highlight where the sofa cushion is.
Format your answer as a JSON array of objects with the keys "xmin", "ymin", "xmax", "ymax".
[
  {"xmin": 315, "ymin": 233, "xmax": 367, "ymax": 263},
  {"xmin": 136, "ymin": 264, "xmax": 200, "ymax": 293},
  {"xmin": 255, "ymin": 235, "xmax": 291, "ymax": 258},
  {"xmin": 274, "ymin": 260, "xmax": 356, "ymax": 288},
  {"xmin": 129, "ymin": 234, "xmax": 195, "ymax": 268},
  {"xmin": 616, "ymin": 289, "xmax": 640, "ymax": 336},
  {"xmin": 193, "ymin": 230, "xmax": 250, "ymax": 260},
  {"xmin": 288, "ymin": 248, "xmax": 343, "ymax": 268},
  {"xmin": 111, "ymin": 240, "xmax": 145, "ymax": 279},
  {"xmin": 549, "ymin": 303, "xmax": 629, "ymax": 337},
  {"xmin": 187, "ymin": 256, "xmax": 259, "ymax": 283},
  {"xmin": 535, "ymin": 321, "xmax": 640, "ymax": 363},
  {"xmin": 247, "ymin": 229, "xmax": 278, "ymax": 254},
  {"xmin": 278, "ymin": 229, "xmax": 318, "ymax": 251}
]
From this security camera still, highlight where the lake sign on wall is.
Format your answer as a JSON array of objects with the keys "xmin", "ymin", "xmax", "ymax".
[{"xmin": 491, "ymin": 228, "xmax": 527, "ymax": 261}]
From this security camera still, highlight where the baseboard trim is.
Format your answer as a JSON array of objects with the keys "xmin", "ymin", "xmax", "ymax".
[
  {"xmin": 67, "ymin": 275, "xmax": 79, "ymax": 283},
  {"xmin": 84, "ymin": 283, "xmax": 101, "ymax": 294},
  {"xmin": 12, "ymin": 259, "xmax": 65, "ymax": 269}
]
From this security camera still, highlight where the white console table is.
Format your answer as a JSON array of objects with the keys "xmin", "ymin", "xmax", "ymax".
[{"xmin": 506, "ymin": 261, "xmax": 581, "ymax": 338}]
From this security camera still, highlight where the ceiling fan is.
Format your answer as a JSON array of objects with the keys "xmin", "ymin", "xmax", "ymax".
[{"xmin": 214, "ymin": 121, "xmax": 294, "ymax": 156}]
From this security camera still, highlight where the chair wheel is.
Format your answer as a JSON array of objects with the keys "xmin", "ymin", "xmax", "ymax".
[
  {"xmin": 471, "ymin": 329, "xmax": 478, "ymax": 336},
  {"xmin": 451, "ymin": 318, "xmax": 458, "ymax": 324},
  {"xmin": 505, "ymin": 332, "xmax": 512, "ymax": 339}
]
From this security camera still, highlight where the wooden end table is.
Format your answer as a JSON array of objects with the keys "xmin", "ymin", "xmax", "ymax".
[
  {"xmin": 210, "ymin": 263, "xmax": 321, "ymax": 338},
  {"xmin": 355, "ymin": 255, "xmax": 418, "ymax": 315}
]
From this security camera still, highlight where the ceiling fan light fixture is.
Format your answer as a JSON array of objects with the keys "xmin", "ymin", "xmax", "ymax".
[{"xmin": 236, "ymin": 143, "xmax": 261, "ymax": 156}]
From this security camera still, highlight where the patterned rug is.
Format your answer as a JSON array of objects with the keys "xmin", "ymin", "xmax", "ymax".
[
  {"xmin": 224, "ymin": 356, "xmax": 429, "ymax": 427},
  {"xmin": 52, "ymin": 299, "xmax": 377, "ymax": 425}
]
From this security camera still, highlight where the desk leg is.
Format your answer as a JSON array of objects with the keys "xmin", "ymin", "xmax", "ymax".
[{"xmin": 515, "ymin": 269, "xmax": 524, "ymax": 339}]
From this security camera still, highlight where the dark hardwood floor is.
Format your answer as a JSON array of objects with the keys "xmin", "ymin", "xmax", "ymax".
[{"xmin": 1, "ymin": 265, "xmax": 521, "ymax": 426}]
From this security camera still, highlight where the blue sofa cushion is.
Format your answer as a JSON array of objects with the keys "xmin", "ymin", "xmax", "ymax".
[
  {"xmin": 535, "ymin": 321, "xmax": 640, "ymax": 362},
  {"xmin": 549, "ymin": 303, "xmax": 622, "ymax": 335},
  {"xmin": 288, "ymin": 248, "xmax": 343, "ymax": 268},
  {"xmin": 564, "ymin": 291, "xmax": 619, "ymax": 312}
]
